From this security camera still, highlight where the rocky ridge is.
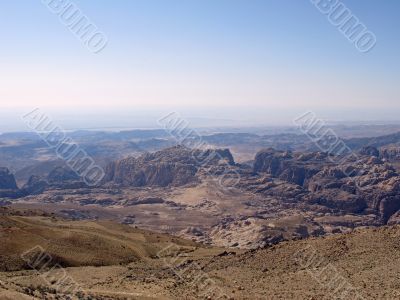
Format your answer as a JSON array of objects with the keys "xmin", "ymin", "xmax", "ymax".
[
  {"xmin": 3, "ymin": 144, "xmax": 400, "ymax": 249},
  {"xmin": 103, "ymin": 146, "xmax": 235, "ymax": 187}
]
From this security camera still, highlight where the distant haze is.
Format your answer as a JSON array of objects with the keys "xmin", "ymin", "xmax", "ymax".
[
  {"xmin": 0, "ymin": 1, "xmax": 399, "ymax": 128},
  {"xmin": 1, "ymin": 106, "xmax": 400, "ymax": 133}
]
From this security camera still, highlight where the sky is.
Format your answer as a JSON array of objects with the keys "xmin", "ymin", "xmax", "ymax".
[{"xmin": 0, "ymin": 0, "xmax": 399, "ymax": 128}]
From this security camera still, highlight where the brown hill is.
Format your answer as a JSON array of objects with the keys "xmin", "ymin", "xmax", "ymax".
[
  {"xmin": 0, "ymin": 213, "xmax": 198, "ymax": 272},
  {"xmin": 1, "ymin": 211, "xmax": 400, "ymax": 299}
]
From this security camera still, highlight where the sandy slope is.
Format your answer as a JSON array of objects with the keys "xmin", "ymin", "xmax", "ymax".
[{"xmin": 1, "ymin": 214, "xmax": 400, "ymax": 299}]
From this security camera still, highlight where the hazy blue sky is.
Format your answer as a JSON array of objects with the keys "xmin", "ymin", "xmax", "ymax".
[{"xmin": 0, "ymin": 0, "xmax": 399, "ymax": 126}]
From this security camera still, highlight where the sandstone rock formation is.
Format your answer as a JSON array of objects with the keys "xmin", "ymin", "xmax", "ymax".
[
  {"xmin": 359, "ymin": 146, "xmax": 380, "ymax": 157},
  {"xmin": 253, "ymin": 149, "xmax": 329, "ymax": 186},
  {"xmin": 252, "ymin": 148, "xmax": 400, "ymax": 223},
  {"xmin": 4, "ymin": 143, "xmax": 400, "ymax": 249},
  {"xmin": 22, "ymin": 166, "xmax": 87, "ymax": 195},
  {"xmin": 0, "ymin": 168, "xmax": 21, "ymax": 199},
  {"xmin": 104, "ymin": 146, "xmax": 235, "ymax": 187},
  {"xmin": 0, "ymin": 167, "xmax": 18, "ymax": 190}
]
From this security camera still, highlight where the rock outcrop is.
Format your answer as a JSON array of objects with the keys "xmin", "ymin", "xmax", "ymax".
[
  {"xmin": 0, "ymin": 168, "xmax": 21, "ymax": 199},
  {"xmin": 104, "ymin": 146, "xmax": 235, "ymax": 187},
  {"xmin": 381, "ymin": 146, "xmax": 400, "ymax": 161},
  {"xmin": 253, "ymin": 149, "xmax": 330, "ymax": 186},
  {"xmin": 0, "ymin": 168, "xmax": 18, "ymax": 190},
  {"xmin": 22, "ymin": 166, "xmax": 87, "ymax": 195},
  {"xmin": 252, "ymin": 148, "xmax": 400, "ymax": 222},
  {"xmin": 359, "ymin": 146, "xmax": 380, "ymax": 157},
  {"xmin": 22, "ymin": 175, "xmax": 49, "ymax": 195}
]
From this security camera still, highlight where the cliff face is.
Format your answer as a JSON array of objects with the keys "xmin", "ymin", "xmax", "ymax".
[
  {"xmin": 0, "ymin": 167, "xmax": 18, "ymax": 190},
  {"xmin": 104, "ymin": 146, "xmax": 235, "ymax": 187},
  {"xmin": 0, "ymin": 167, "xmax": 21, "ymax": 199},
  {"xmin": 252, "ymin": 148, "xmax": 400, "ymax": 222},
  {"xmin": 17, "ymin": 146, "xmax": 236, "ymax": 192},
  {"xmin": 253, "ymin": 149, "xmax": 329, "ymax": 186},
  {"xmin": 22, "ymin": 166, "xmax": 87, "ymax": 195}
]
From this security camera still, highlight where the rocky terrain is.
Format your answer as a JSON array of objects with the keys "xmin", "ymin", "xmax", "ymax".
[
  {"xmin": 247, "ymin": 146, "xmax": 400, "ymax": 223},
  {"xmin": 2, "ymin": 125, "xmax": 400, "ymax": 176},
  {"xmin": 103, "ymin": 146, "xmax": 235, "ymax": 187},
  {"xmin": 2, "ymin": 129, "xmax": 400, "ymax": 298},
  {"xmin": 1, "ymin": 135, "xmax": 400, "ymax": 250},
  {"xmin": 1, "ymin": 208, "xmax": 400, "ymax": 299}
]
